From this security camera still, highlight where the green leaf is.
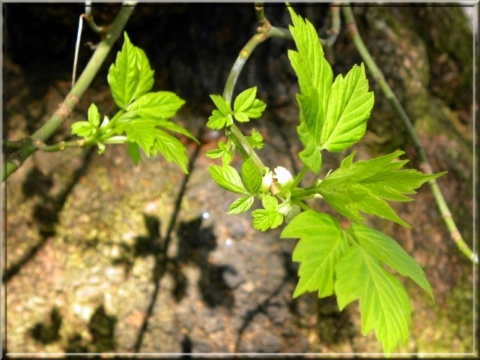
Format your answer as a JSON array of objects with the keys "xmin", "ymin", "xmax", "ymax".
[
  {"xmin": 347, "ymin": 223, "xmax": 433, "ymax": 299},
  {"xmin": 241, "ymin": 158, "xmax": 262, "ymax": 194},
  {"xmin": 280, "ymin": 211, "xmax": 350, "ymax": 298},
  {"xmin": 88, "ymin": 103, "xmax": 101, "ymax": 127},
  {"xmin": 318, "ymin": 151, "xmax": 446, "ymax": 227},
  {"xmin": 298, "ymin": 139, "xmax": 322, "ymax": 174},
  {"xmin": 127, "ymin": 91, "xmax": 185, "ymax": 120},
  {"xmin": 233, "ymin": 87, "xmax": 266, "ymax": 122},
  {"xmin": 251, "ymin": 195, "xmax": 283, "ymax": 231},
  {"xmin": 320, "ymin": 64, "xmax": 374, "ymax": 152},
  {"xmin": 205, "ymin": 141, "xmax": 233, "ymax": 166},
  {"xmin": 71, "ymin": 121, "xmax": 96, "ymax": 138},
  {"xmin": 209, "ymin": 165, "xmax": 249, "ymax": 195},
  {"xmin": 287, "ymin": 7, "xmax": 374, "ymax": 168},
  {"xmin": 151, "ymin": 129, "xmax": 189, "ymax": 173},
  {"xmin": 210, "ymin": 94, "xmax": 231, "ymax": 115},
  {"xmin": 115, "ymin": 116, "xmax": 158, "ymax": 156},
  {"xmin": 246, "ymin": 129, "xmax": 264, "ymax": 149},
  {"xmin": 107, "ymin": 33, "xmax": 154, "ymax": 109},
  {"xmin": 227, "ymin": 196, "xmax": 254, "ymax": 214},
  {"xmin": 157, "ymin": 120, "xmax": 199, "ymax": 144},
  {"xmin": 335, "ymin": 246, "xmax": 411, "ymax": 353},
  {"xmin": 234, "ymin": 87, "xmax": 257, "ymax": 113},
  {"xmin": 207, "ymin": 110, "xmax": 232, "ymax": 130},
  {"xmin": 131, "ymin": 47, "xmax": 154, "ymax": 101},
  {"xmin": 126, "ymin": 141, "xmax": 141, "ymax": 166}
]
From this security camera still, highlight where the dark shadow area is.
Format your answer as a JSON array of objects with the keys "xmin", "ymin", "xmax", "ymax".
[
  {"xmin": 28, "ymin": 306, "xmax": 63, "ymax": 345},
  {"xmin": 315, "ymin": 296, "xmax": 356, "ymax": 347},
  {"xmin": 3, "ymin": 148, "xmax": 95, "ymax": 284},
  {"xmin": 180, "ymin": 334, "xmax": 192, "ymax": 358},
  {"xmin": 176, "ymin": 217, "xmax": 235, "ymax": 309},
  {"xmin": 63, "ymin": 303, "xmax": 117, "ymax": 354},
  {"xmin": 110, "ymin": 213, "xmax": 163, "ymax": 279},
  {"xmin": 132, "ymin": 139, "xmax": 203, "ymax": 353}
]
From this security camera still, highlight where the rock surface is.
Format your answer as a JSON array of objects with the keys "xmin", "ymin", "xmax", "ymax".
[{"xmin": 3, "ymin": 3, "xmax": 476, "ymax": 356}]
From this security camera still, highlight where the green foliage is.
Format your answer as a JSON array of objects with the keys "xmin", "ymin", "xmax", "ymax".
[
  {"xmin": 204, "ymin": 5, "xmax": 446, "ymax": 353},
  {"xmin": 287, "ymin": 6, "xmax": 374, "ymax": 173},
  {"xmin": 317, "ymin": 150, "xmax": 446, "ymax": 227},
  {"xmin": 207, "ymin": 87, "xmax": 266, "ymax": 130},
  {"xmin": 71, "ymin": 32, "xmax": 197, "ymax": 173}
]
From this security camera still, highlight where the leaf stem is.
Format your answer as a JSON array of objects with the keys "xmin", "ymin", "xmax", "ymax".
[
  {"xmin": 291, "ymin": 166, "xmax": 308, "ymax": 189},
  {"xmin": 3, "ymin": 1, "xmax": 137, "ymax": 182},
  {"xmin": 342, "ymin": 3, "xmax": 477, "ymax": 266}
]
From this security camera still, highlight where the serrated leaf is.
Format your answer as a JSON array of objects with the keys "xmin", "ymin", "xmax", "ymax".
[
  {"xmin": 241, "ymin": 158, "xmax": 262, "ymax": 194},
  {"xmin": 288, "ymin": 6, "xmax": 332, "ymax": 122},
  {"xmin": 71, "ymin": 121, "xmax": 96, "ymax": 138},
  {"xmin": 233, "ymin": 87, "xmax": 266, "ymax": 122},
  {"xmin": 243, "ymin": 98, "xmax": 266, "ymax": 119},
  {"xmin": 287, "ymin": 7, "xmax": 374, "ymax": 165},
  {"xmin": 151, "ymin": 129, "xmax": 189, "ymax": 173},
  {"xmin": 131, "ymin": 47, "xmax": 154, "ymax": 100},
  {"xmin": 246, "ymin": 129, "xmax": 264, "ymax": 149},
  {"xmin": 114, "ymin": 116, "xmax": 158, "ymax": 156},
  {"xmin": 127, "ymin": 91, "xmax": 185, "ymax": 120},
  {"xmin": 126, "ymin": 141, "xmax": 141, "ymax": 166},
  {"xmin": 347, "ymin": 223, "xmax": 433, "ymax": 299},
  {"xmin": 321, "ymin": 64, "xmax": 374, "ymax": 152},
  {"xmin": 280, "ymin": 211, "xmax": 350, "ymax": 298},
  {"xmin": 251, "ymin": 195, "xmax": 283, "ymax": 231},
  {"xmin": 108, "ymin": 33, "xmax": 139, "ymax": 109},
  {"xmin": 209, "ymin": 165, "xmax": 249, "ymax": 195},
  {"xmin": 233, "ymin": 87, "xmax": 257, "ymax": 113},
  {"xmin": 335, "ymin": 246, "xmax": 411, "ymax": 353},
  {"xmin": 227, "ymin": 196, "xmax": 254, "ymax": 214},
  {"xmin": 88, "ymin": 103, "xmax": 101, "ymax": 127},
  {"xmin": 318, "ymin": 151, "xmax": 445, "ymax": 227},
  {"xmin": 156, "ymin": 120, "xmax": 198, "ymax": 144},
  {"xmin": 210, "ymin": 94, "xmax": 230, "ymax": 115},
  {"xmin": 207, "ymin": 110, "xmax": 232, "ymax": 130},
  {"xmin": 299, "ymin": 138, "xmax": 322, "ymax": 174}
]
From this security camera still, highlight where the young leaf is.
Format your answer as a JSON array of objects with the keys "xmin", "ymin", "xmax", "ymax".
[
  {"xmin": 207, "ymin": 110, "xmax": 232, "ymax": 130},
  {"xmin": 126, "ymin": 141, "xmax": 141, "ymax": 166},
  {"xmin": 131, "ymin": 47, "xmax": 154, "ymax": 101},
  {"xmin": 71, "ymin": 121, "xmax": 96, "ymax": 138},
  {"xmin": 151, "ymin": 130, "xmax": 190, "ymax": 174},
  {"xmin": 287, "ymin": 6, "xmax": 332, "ymax": 130},
  {"xmin": 233, "ymin": 87, "xmax": 266, "ymax": 122},
  {"xmin": 241, "ymin": 158, "xmax": 262, "ymax": 194},
  {"xmin": 318, "ymin": 151, "xmax": 446, "ymax": 227},
  {"xmin": 335, "ymin": 246, "xmax": 411, "ymax": 353},
  {"xmin": 347, "ymin": 223, "xmax": 433, "ymax": 299},
  {"xmin": 127, "ymin": 91, "xmax": 185, "ymax": 120},
  {"xmin": 210, "ymin": 94, "xmax": 231, "ymax": 115},
  {"xmin": 209, "ymin": 165, "xmax": 249, "ymax": 195},
  {"xmin": 251, "ymin": 195, "xmax": 283, "ymax": 231},
  {"xmin": 227, "ymin": 196, "xmax": 254, "ymax": 214},
  {"xmin": 280, "ymin": 211, "xmax": 350, "ymax": 298},
  {"xmin": 320, "ymin": 64, "xmax": 374, "ymax": 152},
  {"xmin": 287, "ymin": 7, "xmax": 374, "ymax": 171},
  {"xmin": 88, "ymin": 103, "xmax": 101, "ymax": 128},
  {"xmin": 107, "ymin": 33, "xmax": 154, "ymax": 109},
  {"xmin": 246, "ymin": 129, "xmax": 264, "ymax": 149}
]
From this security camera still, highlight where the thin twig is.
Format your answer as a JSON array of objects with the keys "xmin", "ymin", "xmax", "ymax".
[{"xmin": 342, "ymin": 4, "xmax": 477, "ymax": 265}]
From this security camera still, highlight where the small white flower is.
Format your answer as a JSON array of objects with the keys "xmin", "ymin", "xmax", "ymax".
[
  {"xmin": 273, "ymin": 166, "xmax": 294, "ymax": 188},
  {"xmin": 260, "ymin": 169, "xmax": 273, "ymax": 193}
]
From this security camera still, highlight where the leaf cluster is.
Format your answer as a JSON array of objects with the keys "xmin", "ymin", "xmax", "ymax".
[
  {"xmin": 204, "ymin": 5, "xmax": 447, "ymax": 353},
  {"xmin": 71, "ymin": 32, "xmax": 198, "ymax": 173}
]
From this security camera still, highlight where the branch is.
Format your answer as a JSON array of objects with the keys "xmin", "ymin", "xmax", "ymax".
[
  {"xmin": 342, "ymin": 4, "xmax": 477, "ymax": 266},
  {"xmin": 2, "ymin": 1, "xmax": 137, "ymax": 182}
]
